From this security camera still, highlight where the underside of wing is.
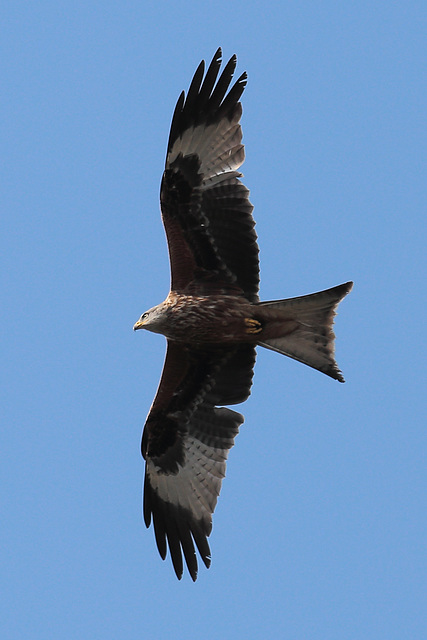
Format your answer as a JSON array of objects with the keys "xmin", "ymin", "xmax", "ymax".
[
  {"xmin": 142, "ymin": 341, "xmax": 256, "ymax": 580},
  {"xmin": 160, "ymin": 48, "xmax": 259, "ymax": 302}
]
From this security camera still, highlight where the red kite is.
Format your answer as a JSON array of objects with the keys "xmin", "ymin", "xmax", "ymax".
[{"xmin": 134, "ymin": 49, "xmax": 352, "ymax": 580}]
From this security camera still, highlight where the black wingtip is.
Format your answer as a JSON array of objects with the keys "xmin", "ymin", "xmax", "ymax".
[
  {"xmin": 166, "ymin": 49, "xmax": 246, "ymax": 155},
  {"xmin": 214, "ymin": 46, "xmax": 222, "ymax": 62},
  {"xmin": 239, "ymin": 70, "xmax": 248, "ymax": 86}
]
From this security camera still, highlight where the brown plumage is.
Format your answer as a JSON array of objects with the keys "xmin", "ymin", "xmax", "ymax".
[{"xmin": 134, "ymin": 48, "xmax": 353, "ymax": 581}]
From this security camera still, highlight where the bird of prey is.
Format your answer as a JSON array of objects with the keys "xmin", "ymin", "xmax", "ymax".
[{"xmin": 134, "ymin": 48, "xmax": 352, "ymax": 581}]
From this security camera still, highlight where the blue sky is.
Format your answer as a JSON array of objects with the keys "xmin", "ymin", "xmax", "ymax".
[{"xmin": 2, "ymin": 2, "xmax": 426, "ymax": 638}]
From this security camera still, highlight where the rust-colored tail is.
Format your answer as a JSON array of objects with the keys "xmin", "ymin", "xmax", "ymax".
[{"xmin": 256, "ymin": 282, "xmax": 353, "ymax": 382}]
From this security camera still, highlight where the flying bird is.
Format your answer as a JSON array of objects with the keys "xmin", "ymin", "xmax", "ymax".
[{"xmin": 134, "ymin": 48, "xmax": 352, "ymax": 581}]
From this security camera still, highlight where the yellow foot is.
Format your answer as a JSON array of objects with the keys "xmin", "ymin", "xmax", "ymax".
[{"xmin": 244, "ymin": 318, "xmax": 262, "ymax": 334}]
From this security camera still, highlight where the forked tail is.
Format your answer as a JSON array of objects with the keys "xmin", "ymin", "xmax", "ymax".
[{"xmin": 256, "ymin": 282, "xmax": 353, "ymax": 382}]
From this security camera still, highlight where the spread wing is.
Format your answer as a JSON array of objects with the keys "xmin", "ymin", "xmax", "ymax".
[
  {"xmin": 142, "ymin": 341, "xmax": 256, "ymax": 580},
  {"xmin": 160, "ymin": 48, "xmax": 260, "ymax": 302}
]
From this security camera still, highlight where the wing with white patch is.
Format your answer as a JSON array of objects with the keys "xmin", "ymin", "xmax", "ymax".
[
  {"xmin": 142, "ymin": 341, "xmax": 256, "ymax": 580},
  {"xmin": 160, "ymin": 48, "xmax": 259, "ymax": 302}
]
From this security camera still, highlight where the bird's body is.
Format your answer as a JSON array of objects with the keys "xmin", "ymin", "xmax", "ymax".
[
  {"xmin": 136, "ymin": 291, "xmax": 256, "ymax": 343},
  {"xmin": 134, "ymin": 49, "xmax": 352, "ymax": 581}
]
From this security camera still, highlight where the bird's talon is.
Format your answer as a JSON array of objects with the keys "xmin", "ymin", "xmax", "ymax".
[{"xmin": 244, "ymin": 318, "xmax": 262, "ymax": 334}]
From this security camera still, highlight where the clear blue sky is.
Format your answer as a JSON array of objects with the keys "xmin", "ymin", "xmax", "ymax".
[{"xmin": 2, "ymin": 2, "xmax": 426, "ymax": 639}]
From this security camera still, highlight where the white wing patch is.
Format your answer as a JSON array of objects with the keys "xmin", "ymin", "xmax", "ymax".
[
  {"xmin": 146, "ymin": 428, "xmax": 233, "ymax": 535},
  {"xmin": 167, "ymin": 105, "xmax": 245, "ymax": 183}
]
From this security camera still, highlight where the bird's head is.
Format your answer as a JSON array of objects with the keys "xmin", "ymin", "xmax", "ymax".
[{"xmin": 133, "ymin": 303, "xmax": 167, "ymax": 335}]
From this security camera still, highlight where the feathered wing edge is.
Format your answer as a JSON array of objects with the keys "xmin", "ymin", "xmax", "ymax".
[{"xmin": 167, "ymin": 47, "xmax": 247, "ymax": 156}]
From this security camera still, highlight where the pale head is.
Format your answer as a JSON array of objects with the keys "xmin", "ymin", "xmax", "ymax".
[{"xmin": 133, "ymin": 302, "xmax": 169, "ymax": 335}]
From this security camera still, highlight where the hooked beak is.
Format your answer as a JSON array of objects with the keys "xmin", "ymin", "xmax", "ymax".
[{"xmin": 133, "ymin": 319, "xmax": 145, "ymax": 331}]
